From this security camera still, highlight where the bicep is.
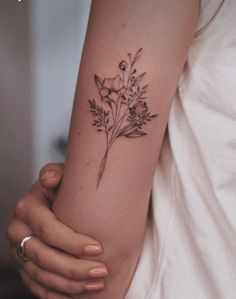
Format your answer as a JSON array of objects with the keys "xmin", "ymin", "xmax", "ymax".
[{"xmin": 53, "ymin": 0, "xmax": 199, "ymax": 296}]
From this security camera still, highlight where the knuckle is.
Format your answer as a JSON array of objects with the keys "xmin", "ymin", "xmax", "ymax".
[
  {"xmin": 15, "ymin": 198, "xmax": 27, "ymax": 218},
  {"xmin": 24, "ymin": 261, "xmax": 31, "ymax": 272},
  {"xmin": 67, "ymin": 240, "xmax": 80, "ymax": 255},
  {"xmin": 31, "ymin": 269, "xmax": 39, "ymax": 282},
  {"xmin": 24, "ymin": 262, "xmax": 36, "ymax": 277},
  {"xmin": 62, "ymin": 281, "xmax": 76, "ymax": 295},
  {"xmin": 68, "ymin": 266, "xmax": 81, "ymax": 280},
  {"xmin": 39, "ymin": 221, "xmax": 54, "ymax": 243},
  {"xmin": 62, "ymin": 281, "xmax": 74, "ymax": 294},
  {"xmin": 32, "ymin": 250, "xmax": 44, "ymax": 267},
  {"xmin": 66, "ymin": 281, "xmax": 83, "ymax": 295},
  {"xmin": 31, "ymin": 267, "xmax": 41, "ymax": 281}
]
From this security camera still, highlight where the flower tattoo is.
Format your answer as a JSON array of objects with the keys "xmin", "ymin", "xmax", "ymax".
[{"xmin": 88, "ymin": 48, "xmax": 158, "ymax": 188}]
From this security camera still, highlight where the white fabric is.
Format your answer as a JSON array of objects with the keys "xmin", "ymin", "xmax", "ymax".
[{"xmin": 126, "ymin": 1, "xmax": 236, "ymax": 298}]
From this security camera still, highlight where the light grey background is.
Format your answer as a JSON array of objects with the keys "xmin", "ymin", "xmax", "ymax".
[{"xmin": 0, "ymin": 0, "xmax": 90, "ymax": 264}]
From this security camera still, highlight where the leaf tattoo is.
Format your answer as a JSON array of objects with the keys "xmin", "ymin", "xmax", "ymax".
[{"xmin": 88, "ymin": 48, "xmax": 158, "ymax": 188}]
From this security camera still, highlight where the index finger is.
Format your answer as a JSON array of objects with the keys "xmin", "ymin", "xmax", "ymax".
[{"xmin": 15, "ymin": 191, "xmax": 103, "ymax": 257}]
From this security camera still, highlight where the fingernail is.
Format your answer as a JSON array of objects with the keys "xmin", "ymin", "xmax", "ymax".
[
  {"xmin": 40, "ymin": 170, "xmax": 56, "ymax": 181},
  {"xmin": 89, "ymin": 267, "xmax": 109, "ymax": 278},
  {"xmin": 84, "ymin": 244, "xmax": 103, "ymax": 255},
  {"xmin": 84, "ymin": 280, "xmax": 104, "ymax": 291}
]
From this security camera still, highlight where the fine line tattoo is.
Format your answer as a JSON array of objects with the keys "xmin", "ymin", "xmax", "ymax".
[{"xmin": 88, "ymin": 48, "xmax": 158, "ymax": 188}]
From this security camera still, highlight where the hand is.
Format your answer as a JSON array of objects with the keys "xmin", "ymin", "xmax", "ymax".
[{"xmin": 7, "ymin": 163, "xmax": 108, "ymax": 299}]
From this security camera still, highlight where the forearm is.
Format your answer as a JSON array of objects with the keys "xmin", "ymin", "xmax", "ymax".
[{"xmin": 52, "ymin": 0, "xmax": 199, "ymax": 298}]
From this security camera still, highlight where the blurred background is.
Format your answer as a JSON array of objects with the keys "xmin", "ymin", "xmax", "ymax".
[{"xmin": 0, "ymin": 0, "xmax": 91, "ymax": 297}]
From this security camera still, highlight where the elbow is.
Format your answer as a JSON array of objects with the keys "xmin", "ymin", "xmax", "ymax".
[{"xmin": 101, "ymin": 238, "xmax": 141, "ymax": 286}]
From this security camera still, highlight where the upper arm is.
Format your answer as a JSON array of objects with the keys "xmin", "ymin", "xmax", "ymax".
[{"xmin": 53, "ymin": 0, "xmax": 199, "ymax": 297}]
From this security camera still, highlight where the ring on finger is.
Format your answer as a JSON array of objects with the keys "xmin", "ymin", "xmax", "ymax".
[{"xmin": 16, "ymin": 235, "xmax": 33, "ymax": 262}]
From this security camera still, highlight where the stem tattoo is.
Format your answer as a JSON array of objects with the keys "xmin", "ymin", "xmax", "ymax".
[{"xmin": 88, "ymin": 48, "xmax": 158, "ymax": 188}]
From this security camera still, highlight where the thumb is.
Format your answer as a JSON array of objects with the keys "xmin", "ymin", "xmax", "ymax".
[{"xmin": 39, "ymin": 163, "xmax": 64, "ymax": 190}]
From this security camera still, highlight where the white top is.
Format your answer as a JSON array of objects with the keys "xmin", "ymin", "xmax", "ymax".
[{"xmin": 126, "ymin": 1, "xmax": 236, "ymax": 298}]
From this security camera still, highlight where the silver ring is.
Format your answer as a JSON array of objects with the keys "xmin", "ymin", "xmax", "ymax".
[{"xmin": 16, "ymin": 235, "xmax": 32, "ymax": 262}]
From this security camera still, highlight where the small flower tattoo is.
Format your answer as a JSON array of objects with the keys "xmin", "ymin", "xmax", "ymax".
[{"xmin": 88, "ymin": 48, "xmax": 158, "ymax": 188}]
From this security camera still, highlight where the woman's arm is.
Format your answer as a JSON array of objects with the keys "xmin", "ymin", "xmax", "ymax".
[{"xmin": 53, "ymin": 0, "xmax": 199, "ymax": 297}]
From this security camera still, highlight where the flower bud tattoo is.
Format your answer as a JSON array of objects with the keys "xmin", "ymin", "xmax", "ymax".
[{"xmin": 88, "ymin": 48, "xmax": 158, "ymax": 188}]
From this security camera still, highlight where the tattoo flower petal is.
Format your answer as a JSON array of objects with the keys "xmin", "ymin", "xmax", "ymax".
[
  {"xmin": 110, "ymin": 75, "xmax": 124, "ymax": 91},
  {"xmin": 129, "ymin": 101, "xmax": 148, "ymax": 117},
  {"xmin": 98, "ymin": 75, "xmax": 124, "ymax": 103}
]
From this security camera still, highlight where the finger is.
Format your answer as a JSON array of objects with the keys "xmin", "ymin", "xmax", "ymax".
[
  {"xmin": 23, "ymin": 261, "xmax": 105, "ymax": 295},
  {"xmin": 23, "ymin": 237, "xmax": 108, "ymax": 281},
  {"xmin": 11, "ymin": 235, "xmax": 107, "ymax": 294},
  {"xmin": 8, "ymin": 218, "xmax": 33, "ymax": 268},
  {"xmin": 10, "ymin": 246, "xmax": 25, "ymax": 268},
  {"xmin": 10, "ymin": 231, "xmax": 108, "ymax": 281},
  {"xmin": 9, "ymin": 222, "xmax": 109, "ymax": 282},
  {"xmin": 19, "ymin": 269, "xmax": 70, "ymax": 299},
  {"xmin": 39, "ymin": 163, "xmax": 64, "ymax": 190},
  {"xmin": 15, "ymin": 193, "xmax": 103, "ymax": 257},
  {"xmin": 7, "ymin": 217, "xmax": 32, "ymax": 247}
]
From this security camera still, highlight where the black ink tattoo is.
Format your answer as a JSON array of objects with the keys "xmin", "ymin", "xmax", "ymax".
[{"xmin": 88, "ymin": 48, "xmax": 158, "ymax": 188}]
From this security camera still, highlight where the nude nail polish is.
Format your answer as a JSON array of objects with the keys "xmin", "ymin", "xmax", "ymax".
[
  {"xmin": 84, "ymin": 280, "xmax": 104, "ymax": 291},
  {"xmin": 89, "ymin": 267, "xmax": 109, "ymax": 278},
  {"xmin": 41, "ymin": 170, "xmax": 56, "ymax": 181},
  {"xmin": 84, "ymin": 244, "xmax": 103, "ymax": 255}
]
